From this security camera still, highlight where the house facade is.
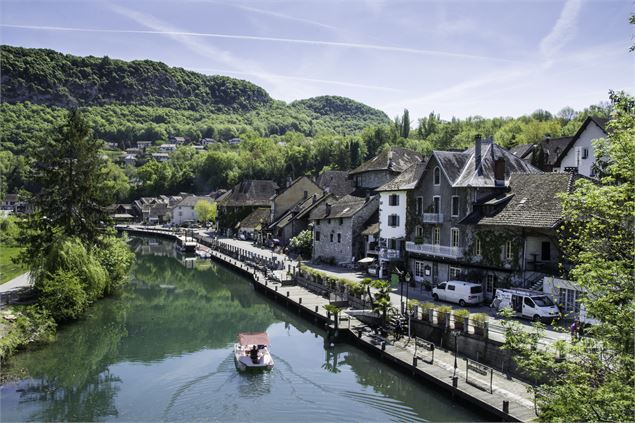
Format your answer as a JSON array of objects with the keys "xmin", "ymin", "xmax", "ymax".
[
  {"xmin": 555, "ymin": 116, "xmax": 607, "ymax": 177},
  {"xmin": 309, "ymin": 195, "xmax": 379, "ymax": 265},
  {"xmin": 402, "ymin": 137, "xmax": 542, "ymax": 297},
  {"xmin": 171, "ymin": 195, "xmax": 213, "ymax": 225},
  {"xmin": 271, "ymin": 176, "xmax": 323, "ymax": 222}
]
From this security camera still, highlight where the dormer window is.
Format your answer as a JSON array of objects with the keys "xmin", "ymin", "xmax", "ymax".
[{"xmin": 433, "ymin": 167, "xmax": 440, "ymax": 185}]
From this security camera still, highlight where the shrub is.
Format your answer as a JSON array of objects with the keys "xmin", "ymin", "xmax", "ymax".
[
  {"xmin": 38, "ymin": 269, "xmax": 88, "ymax": 322},
  {"xmin": 437, "ymin": 305, "xmax": 453, "ymax": 325},
  {"xmin": 95, "ymin": 235, "xmax": 135, "ymax": 294},
  {"xmin": 471, "ymin": 312, "xmax": 489, "ymax": 325},
  {"xmin": 0, "ymin": 306, "xmax": 56, "ymax": 364}
]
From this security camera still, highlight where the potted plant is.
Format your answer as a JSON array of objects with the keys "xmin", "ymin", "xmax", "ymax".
[
  {"xmin": 453, "ymin": 309, "xmax": 470, "ymax": 331},
  {"xmin": 436, "ymin": 305, "xmax": 453, "ymax": 326},
  {"xmin": 420, "ymin": 302, "xmax": 436, "ymax": 322},
  {"xmin": 471, "ymin": 313, "xmax": 489, "ymax": 337}
]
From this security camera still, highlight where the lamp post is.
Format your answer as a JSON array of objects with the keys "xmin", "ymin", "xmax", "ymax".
[
  {"xmin": 452, "ymin": 330, "xmax": 461, "ymax": 379},
  {"xmin": 404, "ymin": 272, "xmax": 412, "ymax": 337}
]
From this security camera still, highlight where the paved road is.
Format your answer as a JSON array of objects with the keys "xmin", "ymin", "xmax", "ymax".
[{"xmin": 0, "ymin": 272, "xmax": 30, "ymax": 293}]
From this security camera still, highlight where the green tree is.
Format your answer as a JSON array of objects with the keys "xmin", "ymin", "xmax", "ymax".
[
  {"xmin": 502, "ymin": 91, "xmax": 634, "ymax": 422},
  {"xmin": 194, "ymin": 199, "xmax": 217, "ymax": 226},
  {"xmin": 400, "ymin": 109, "xmax": 410, "ymax": 138}
]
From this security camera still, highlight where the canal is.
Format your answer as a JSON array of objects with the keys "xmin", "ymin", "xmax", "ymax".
[{"xmin": 1, "ymin": 237, "xmax": 487, "ymax": 422}]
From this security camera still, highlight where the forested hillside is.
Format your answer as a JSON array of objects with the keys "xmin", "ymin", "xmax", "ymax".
[{"xmin": 0, "ymin": 45, "xmax": 612, "ymax": 201}]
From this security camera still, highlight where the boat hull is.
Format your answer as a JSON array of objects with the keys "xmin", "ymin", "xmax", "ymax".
[{"xmin": 234, "ymin": 344, "xmax": 274, "ymax": 371}]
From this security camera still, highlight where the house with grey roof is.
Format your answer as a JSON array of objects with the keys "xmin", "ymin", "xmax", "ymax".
[
  {"xmin": 171, "ymin": 195, "xmax": 214, "ymax": 225},
  {"xmin": 456, "ymin": 172, "xmax": 577, "ymax": 298},
  {"xmin": 402, "ymin": 136, "xmax": 542, "ymax": 295},
  {"xmin": 237, "ymin": 208, "xmax": 271, "ymax": 241},
  {"xmin": 267, "ymin": 192, "xmax": 332, "ymax": 246},
  {"xmin": 315, "ymin": 170, "xmax": 355, "ymax": 197},
  {"xmin": 309, "ymin": 194, "xmax": 379, "ymax": 265},
  {"xmin": 349, "ymin": 146, "xmax": 423, "ymax": 190},
  {"xmin": 554, "ymin": 116, "xmax": 607, "ymax": 178},
  {"xmin": 217, "ymin": 180, "xmax": 279, "ymax": 235}
]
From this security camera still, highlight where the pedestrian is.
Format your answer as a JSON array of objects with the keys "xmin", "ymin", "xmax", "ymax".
[
  {"xmin": 490, "ymin": 296, "xmax": 501, "ymax": 316},
  {"xmin": 570, "ymin": 320, "xmax": 579, "ymax": 342}
]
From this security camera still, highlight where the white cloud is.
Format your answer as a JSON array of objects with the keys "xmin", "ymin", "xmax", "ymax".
[{"xmin": 539, "ymin": 0, "xmax": 582, "ymax": 59}]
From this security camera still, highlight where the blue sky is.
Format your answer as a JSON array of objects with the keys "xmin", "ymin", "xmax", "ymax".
[{"xmin": 1, "ymin": 0, "xmax": 633, "ymax": 120}]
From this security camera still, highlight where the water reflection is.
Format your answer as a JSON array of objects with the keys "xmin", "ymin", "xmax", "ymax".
[{"xmin": 2, "ymin": 237, "xmax": 486, "ymax": 422}]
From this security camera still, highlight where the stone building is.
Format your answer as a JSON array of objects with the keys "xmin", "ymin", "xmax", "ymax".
[
  {"xmin": 349, "ymin": 146, "xmax": 423, "ymax": 191},
  {"xmin": 216, "ymin": 180, "xmax": 279, "ymax": 234},
  {"xmin": 309, "ymin": 194, "xmax": 379, "ymax": 265}
]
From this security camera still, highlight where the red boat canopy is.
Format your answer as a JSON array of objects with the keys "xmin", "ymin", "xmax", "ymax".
[{"xmin": 238, "ymin": 332, "xmax": 270, "ymax": 346}]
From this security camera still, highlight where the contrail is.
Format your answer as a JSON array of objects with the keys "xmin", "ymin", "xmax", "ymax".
[{"xmin": 0, "ymin": 23, "xmax": 521, "ymax": 63}]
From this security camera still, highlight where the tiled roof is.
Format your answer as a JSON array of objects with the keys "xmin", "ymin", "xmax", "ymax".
[
  {"xmin": 361, "ymin": 222, "xmax": 379, "ymax": 235},
  {"xmin": 218, "ymin": 180, "xmax": 279, "ymax": 207},
  {"xmin": 268, "ymin": 192, "xmax": 329, "ymax": 230},
  {"xmin": 462, "ymin": 173, "xmax": 575, "ymax": 228},
  {"xmin": 541, "ymin": 136, "xmax": 574, "ymax": 167},
  {"xmin": 315, "ymin": 170, "xmax": 355, "ymax": 197},
  {"xmin": 309, "ymin": 194, "xmax": 378, "ymax": 220},
  {"xmin": 509, "ymin": 144, "xmax": 534, "ymax": 159},
  {"xmin": 238, "ymin": 208, "xmax": 271, "ymax": 230},
  {"xmin": 175, "ymin": 195, "xmax": 213, "ymax": 208},
  {"xmin": 376, "ymin": 159, "xmax": 428, "ymax": 191},
  {"xmin": 349, "ymin": 147, "xmax": 423, "ymax": 175}
]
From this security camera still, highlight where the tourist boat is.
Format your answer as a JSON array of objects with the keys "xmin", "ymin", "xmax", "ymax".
[{"xmin": 234, "ymin": 332, "xmax": 274, "ymax": 371}]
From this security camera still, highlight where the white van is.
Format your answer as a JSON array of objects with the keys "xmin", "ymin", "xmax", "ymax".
[
  {"xmin": 432, "ymin": 281, "xmax": 483, "ymax": 307},
  {"xmin": 493, "ymin": 288, "xmax": 560, "ymax": 323}
]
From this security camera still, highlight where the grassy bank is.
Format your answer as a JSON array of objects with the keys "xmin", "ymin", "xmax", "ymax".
[{"xmin": 0, "ymin": 246, "xmax": 26, "ymax": 284}]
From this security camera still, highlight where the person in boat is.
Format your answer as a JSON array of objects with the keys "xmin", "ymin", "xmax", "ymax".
[{"xmin": 250, "ymin": 345, "xmax": 259, "ymax": 362}]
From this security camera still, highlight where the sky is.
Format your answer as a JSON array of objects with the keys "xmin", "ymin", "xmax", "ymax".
[{"xmin": 1, "ymin": 0, "xmax": 633, "ymax": 120}]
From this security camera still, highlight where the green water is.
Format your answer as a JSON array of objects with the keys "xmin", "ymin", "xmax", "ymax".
[{"xmin": 1, "ymin": 237, "xmax": 487, "ymax": 422}]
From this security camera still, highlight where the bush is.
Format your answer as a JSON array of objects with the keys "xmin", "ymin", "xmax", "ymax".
[
  {"xmin": 0, "ymin": 306, "xmax": 56, "ymax": 364},
  {"xmin": 95, "ymin": 235, "xmax": 135, "ymax": 294},
  {"xmin": 0, "ymin": 216, "xmax": 20, "ymax": 246},
  {"xmin": 471, "ymin": 312, "xmax": 489, "ymax": 326},
  {"xmin": 289, "ymin": 230, "xmax": 312, "ymax": 256},
  {"xmin": 38, "ymin": 269, "xmax": 88, "ymax": 322}
]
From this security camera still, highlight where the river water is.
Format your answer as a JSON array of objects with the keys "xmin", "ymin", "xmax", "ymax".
[{"xmin": 1, "ymin": 237, "xmax": 486, "ymax": 422}]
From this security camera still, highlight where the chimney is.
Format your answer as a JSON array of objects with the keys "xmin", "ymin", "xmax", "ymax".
[
  {"xmin": 475, "ymin": 134, "xmax": 482, "ymax": 176},
  {"xmin": 325, "ymin": 202, "xmax": 332, "ymax": 216},
  {"xmin": 312, "ymin": 193, "xmax": 317, "ymax": 204},
  {"xmin": 387, "ymin": 149, "xmax": 394, "ymax": 169}
]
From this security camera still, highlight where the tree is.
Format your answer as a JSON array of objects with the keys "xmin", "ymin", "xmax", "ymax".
[
  {"xmin": 400, "ymin": 109, "xmax": 410, "ymax": 138},
  {"xmin": 502, "ymin": 91, "xmax": 634, "ymax": 422},
  {"xmin": 289, "ymin": 229, "xmax": 312, "ymax": 256},
  {"xmin": 23, "ymin": 109, "xmax": 111, "ymax": 248},
  {"xmin": 194, "ymin": 199, "xmax": 217, "ymax": 226}
]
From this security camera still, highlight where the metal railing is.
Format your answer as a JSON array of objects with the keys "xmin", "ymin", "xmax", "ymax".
[
  {"xmin": 405, "ymin": 241, "xmax": 463, "ymax": 258},
  {"xmin": 421, "ymin": 213, "xmax": 444, "ymax": 223}
]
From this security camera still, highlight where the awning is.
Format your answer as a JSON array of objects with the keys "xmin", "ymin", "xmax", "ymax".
[
  {"xmin": 358, "ymin": 257, "xmax": 375, "ymax": 264},
  {"xmin": 238, "ymin": 332, "xmax": 270, "ymax": 346}
]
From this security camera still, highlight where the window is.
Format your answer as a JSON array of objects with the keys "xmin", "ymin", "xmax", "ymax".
[
  {"xmin": 582, "ymin": 148, "xmax": 589, "ymax": 159},
  {"xmin": 339, "ymin": 218, "xmax": 343, "ymax": 225},
  {"xmin": 449, "ymin": 267, "xmax": 461, "ymax": 279},
  {"xmin": 389, "ymin": 194, "xmax": 399, "ymax": 206},
  {"xmin": 451, "ymin": 196, "xmax": 459, "ymax": 217},
  {"xmin": 415, "ymin": 226, "xmax": 423, "ymax": 237},
  {"xmin": 504, "ymin": 240, "xmax": 513, "ymax": 260},
  {"xmin": 432, "ymin": 227, "xmax": 440, "ymax": 245},
  {"xmin": 315, "ymin": 231, "xmax": 321, "ymax": 241},
  {"xmin": 416, "ymin": 197, "xmax": 423, "ymax": 215},
  {"xmin": 447, "ymin": 284, "xmax": 456, "ymax": 291},
  {"xmin": 541, "ymin": 241, "xmax": 551, "ymax": 261},
  {"xmin": 388, "ymin": 239, "xmax": 397, "ymax": 249},
  {"xmin": 475, "ymin": 238, "xmax": 482, "ymax": 256},
  {"xmin": 337, "ymin": 233, "xmax": 341, "ymax": 243},
  {"xmin": 303, "ymin": 190, "xmax": 308, "ymax": 199},
  {"xmin": 415, "ymin": 261, "xmax": 426, "ymax": 278},
  {"xmin": 388, "ymin": 214, "xmax": 400, "ymax": 227},
  {"xmin": 437, "ymin": 283, "xmax": 446, "ymax": 290},
  {"xmin": 433, "ymin": 167, "xmax": 440, "ymax": 185},
  {"xmin": 330, "ymin": 233, "xmax": 334, "ymax": 242},
  {"xmin": 486, "ymin": 275, "xmax": 495, "ymax": 295},
  {"xmin": 451, "ymin": 228, "xmax": 460, "ymax": 248},
  {"xmin": 316, "ymin": 219, "xmax": 320, "ymax": 226},
  {"xmin": 524, "ymin": 297, "xmax": 535, "ymax": 308},
  {"xmin": 328, "ymin": 219, "xmax": 331, "ymax": 224},
  {"xmin": 433, "ymin": 196, "xmax": 441, "ymax": 214}
]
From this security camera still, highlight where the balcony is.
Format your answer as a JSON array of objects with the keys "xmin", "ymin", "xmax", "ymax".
[
  {"xmin": 421, "ymin": 213, "xmax": 443, "ymax": 224},
  {"xmin": 379, "ymin": 248, "xmax": 401, "ymax": 261},
  {"xmin": 405, "ymin": 241, "xmax": 463, "ymax": 259}
]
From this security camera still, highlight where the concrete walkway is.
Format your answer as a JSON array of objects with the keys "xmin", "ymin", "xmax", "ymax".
[{"xmin": 0, "ymin": 272, "xmax": 31, "ymax": 309}]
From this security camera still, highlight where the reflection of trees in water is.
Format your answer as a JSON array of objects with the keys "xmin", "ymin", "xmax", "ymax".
[
  {"xmin": 14, "ymin": 372, "xmax": 121, "ymax": 422},
  {"xmin": 4, "ymin": 237, "xmax": 281, "ymax": 422}
]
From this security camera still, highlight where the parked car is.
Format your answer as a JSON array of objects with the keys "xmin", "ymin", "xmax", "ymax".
[
  {"xmin": 493, "ymin": 288, "xmax": 559, "ymax": 323},
  {"xmin": 432, "ymin": 281, "xmax": 483, "ymax": 307}
]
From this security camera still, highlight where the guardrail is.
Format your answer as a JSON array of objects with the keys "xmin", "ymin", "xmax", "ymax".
[
  {"xmin": 405, "ymin": 242, "xmax": 463, "ymax": 259},
  {"xmin": 465, "ymin": 359, "xmax": 494, "ymax": 393}
]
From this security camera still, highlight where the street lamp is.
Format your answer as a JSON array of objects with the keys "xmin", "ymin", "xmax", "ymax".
[
  {"xmin": 452, "ymin": 330, "xmax": 461, "ymax": 379},
  {"xmin": 404, "ymin": 272, "xmax": 412, "ymax": 337}
]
